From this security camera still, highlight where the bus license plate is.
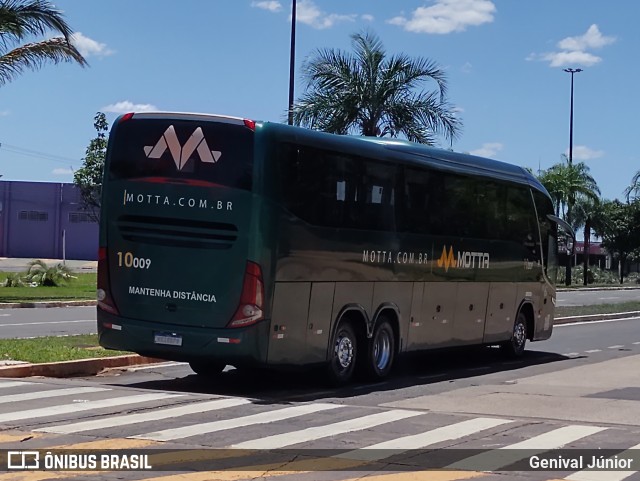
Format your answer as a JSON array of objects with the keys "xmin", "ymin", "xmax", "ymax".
[{"xmin": 154, "ymin": 332, "xmax": 182, "ymax": 346}]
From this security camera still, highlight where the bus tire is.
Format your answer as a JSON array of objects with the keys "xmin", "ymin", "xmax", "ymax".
[
  {"xmin": 364, "ymin": 318, "xmax": 395, "ymax": 380},
  {"xmin": 501, "ymin": 311, "xmax": 527, "ymax": 358},
  {"xmin": 327, "ymin": 322, "xmax": 358, "ymax": 385},
  {"xmin": 189, "ymin": 361, "xmax": 226, "ymax": 377}
]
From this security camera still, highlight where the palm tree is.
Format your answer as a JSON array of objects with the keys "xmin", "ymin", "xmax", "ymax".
[
  {"xmin": 538, "ymin": 155, "xmax": 600, "ymax": 227},
  {"xmin": 0, "ymin": 0, "xmax": 87, "ymax": 86},
  {"xmin": 538, "ymin": 156, "xmax": 600, "ymax": 286},
  {"xmin": 624, "ymin": 170, "xmax": 640, "ymax": 202},
  {"xmin": 293, "ymin": 30, "xmax": 461, "ymax": 145}
]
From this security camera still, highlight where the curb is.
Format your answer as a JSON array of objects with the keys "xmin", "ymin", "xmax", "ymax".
[
  {"xmin": 0, "ymin": 300, "xmax": 96, "ymax": 309},
  {"xmin": 0, "ymin": 355, "xmax": 164, "ymax": 378},
  {"xmin": 555, "ymin": 311, "xmax": 640, "ymax": 324}
]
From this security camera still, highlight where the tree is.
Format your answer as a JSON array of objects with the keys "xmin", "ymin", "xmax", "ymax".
[
  {"xmin": 593, "ymin": 199, "xmax": 640, "ymax": 284},
  {"xmin": 538, "ymin": 156, "xmax": 600, "ymax": 286},
  {"xmin": 73, "ymin": 112, "xmax": 108, "ymax": 221},
  {"xmin": 293, "ymin": 30, "xmax": 461, "ymax": 145},
  {"xmin": 624, "ymin": 170, "xmax": 640, "ymax": 202},
  {"xmin": 0, "ymin": 0, "xmax": 87, "ymax": 86},
  {"xmin": 537, "ymin": 156, "xmax": 600, "ymax": 226},
  {"xmin": 571, "ymin": 196, "xmax": 600, "ymax": 285}
]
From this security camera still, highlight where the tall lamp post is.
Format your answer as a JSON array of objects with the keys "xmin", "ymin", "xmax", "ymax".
[
  {"xmin": 563, "ymin": 67, "xmax": 582, "ymax": 286},
  {"xmin": 287, "ymin": 0, "xmax": 297, "ymax": 125}
]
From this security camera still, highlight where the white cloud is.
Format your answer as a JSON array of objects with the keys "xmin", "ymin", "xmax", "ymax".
[
  {"xmin": 557, "ymin": 24, "xmax": 616, "ymax": 51},
  {"xmin": 361, "ymin": 14, "xmax": 374, "ymax": 22},
  {"xmin": 71, "ymin": 32, "xmax": 114, "ymax": 58},
  {"xmin": 527, "ymin": 50, "xmax": 602, "ymax": 68},
  {"xmin": 101, "ymin": 101, "xmax": 159, "ymax": 114},
  {"xmin": 470, "ymin": 142, "xmax": 503, "ymax": 158},
  {"xmin": 528, "ymin": 24, "xmax": 615, "ymax": 68},
  {"xmin": 0, "ymin": 110, "xmax": 10, "ymax": 117},
  {"xmin": 297, "ymin": 0, "xmax": 357, "ymax": 29},
  {"xmin": 388, "ymin": 0, "xmax": 496, "ymax": 34},
  {"xmin": 566, "ymin": 145, "xmax": 604, "ymax": 161},
  {"xmin": 52, "ymin": 168, "xmax": 73, "ymax": 175},
  {"xmin": 251, "ymin": 1, "xmax": 282, "ymax": 13}
]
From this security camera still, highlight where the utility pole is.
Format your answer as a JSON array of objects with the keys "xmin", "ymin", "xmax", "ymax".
[
  {"xmin": 287, "ymin": 0, "xmax": 297, "ymax": 126},
  {"xmin": 563, "ymin": 67, "xmax": 582, "ymax": 286}
]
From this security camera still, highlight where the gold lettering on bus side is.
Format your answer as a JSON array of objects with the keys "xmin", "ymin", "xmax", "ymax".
[{"xmin": 437, "ymin": 246, "xmax": 457, "ymax": 272}]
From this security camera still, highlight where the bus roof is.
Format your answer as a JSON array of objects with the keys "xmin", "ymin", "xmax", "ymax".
[{"xmin": 257, "ymin": 121, "xmax": 549, "ymax": 197}]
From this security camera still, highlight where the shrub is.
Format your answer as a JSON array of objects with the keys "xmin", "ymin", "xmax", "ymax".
[{"xmin": 24, "ymin": 260, "xmax": 76, "ymax": 287}]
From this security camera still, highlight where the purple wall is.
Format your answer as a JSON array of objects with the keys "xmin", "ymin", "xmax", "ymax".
[{"xmin": 0, "ymin": 181, "xmax": 98, "ymax": 260}]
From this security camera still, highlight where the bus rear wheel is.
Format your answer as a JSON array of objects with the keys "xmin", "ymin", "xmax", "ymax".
[
  {"xmin": 501, "ymin": 312, "xmax": 527, "ymax": 358},
  {"xmin": 189, "ymin": 361, "xmax": 226, "ymax": 377},
  {"xmin": 327, "ymin": 322, "xmax": 357, "ymax": 385},
  {"xmin": 364, "ymin": 318, "xmax": 395, "ymax": 380}
]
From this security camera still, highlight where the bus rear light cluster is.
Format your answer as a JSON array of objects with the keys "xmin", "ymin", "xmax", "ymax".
[
  {"xmin": 228, "ymin": 261, "xmax": 264, "ymax": 328},
  {"xmin": 97, "ymin": 247, "xmax": 120, "ymax": 316}
]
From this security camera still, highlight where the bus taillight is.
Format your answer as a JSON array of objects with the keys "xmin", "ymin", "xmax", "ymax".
[
  {"xmin": 228, "ymin": 261, "xmax": 264, "ymax": 328},
  {"xmin": 97, "ymin": 247, "xmax": 119, "ymax": 315}
]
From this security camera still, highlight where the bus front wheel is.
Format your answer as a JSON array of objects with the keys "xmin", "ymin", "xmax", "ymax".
[
  {"xmin": 364, "ymin": 318, "xmax": 395, "ymax": 380},
  {"xmin": 189, "ymin": 361, "xmax": 226, "ymax": 377},
  {"xmin": 501, "ymin": 312, "xmax": 527, "ymax": 358},
  {"xmin": 327, "ymin": 322, "xmax": 358, "ymax": 385}
]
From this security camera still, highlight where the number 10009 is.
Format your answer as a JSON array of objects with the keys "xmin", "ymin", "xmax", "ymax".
[{"xmin": 116, "ymin": 251, "xmax": 151, "ymax": 269}]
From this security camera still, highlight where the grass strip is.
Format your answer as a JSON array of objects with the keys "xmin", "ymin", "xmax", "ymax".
[
  {"xmin": 0, "ymin": 272, "xmax": 96, "ymax": 302},
  {"xmin": 0, "ymin": 334, "xmax": 131, "ymax": 364},
  {"xmin": 555, "ymin": 301, "xmax": 640, "ymax": 318}
]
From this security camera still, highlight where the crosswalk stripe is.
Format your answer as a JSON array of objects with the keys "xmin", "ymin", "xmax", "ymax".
[
  {"xmin": 131, "ymin": 403, "xmax": 342, "ymax": 442},
  {"xmin": 37, "ymin": 397, "xmax": 252, "ymax": 434},
  {"xmin": 0, "ymin": 380, "xmax": 34, "ymax": 389},
  {"xmin": 0, "ymin": 393, "xmax": 183, "ymax": 423},
  {"xmin": 564, "ymin": 442, "xmax": 640, "ymax": 481},
  {"xmin": 448, "ymin": 425, "xmax": 606, "ymax": 471},
  {"xmin": 231, "ymin": 409, "xmax": 424, "ymax": 449},
  {"xmin": 338, "ymin": 417, "xmax": 512, "ymax": 461},
  {"xmin": 338, "ymin": 471, "xmax": 487, "ymax": 481},
  {"xmin": 0, "ymin": 386, "xmax": 109, "ymax": 404}
]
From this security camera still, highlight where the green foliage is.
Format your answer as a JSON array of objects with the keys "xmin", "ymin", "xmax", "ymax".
[
  {"xmin": 537, "ymin": 156, "xmax": 600, "ymax": 226},
  {"xmin": 1, "ymin": 272, "xmax": 25, "ymax": 287},
  {"xmin": 0, "ymin": 271, "xmax": 95, "ymax": 301},
  {"xmin": 24, "ymin": 259, "xmax": 75, "ymax": 286},
  {"xmin": 591, "ymin": 199, "xmax": 640, "ymax": 284},
  {"xmin": 0, "ymin": 0, "xmax": 87, "ymax": 86},
  {"xmin": 0, "ymin": 334, "xmax": 130, "ymax": 363},
  {"xmin": 73, "ymin": 112, "xmax": 109, "ymax": 221},
  {"xmin": 293, "ymin": 29, "xmax": 461, "ymax": 145}
]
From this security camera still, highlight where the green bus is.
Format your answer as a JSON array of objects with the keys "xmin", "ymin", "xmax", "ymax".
[{"xmin": 97, "ymin": 112, "xmax": 570, "ymax": 384}]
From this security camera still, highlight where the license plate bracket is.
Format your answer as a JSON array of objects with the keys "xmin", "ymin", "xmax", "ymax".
[{"xmin": 154, "ymin": 331, "xmax": 183, "ymax": 346}]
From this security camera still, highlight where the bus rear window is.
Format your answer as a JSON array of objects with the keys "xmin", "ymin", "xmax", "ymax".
[{"xmin": 108, "ymin": 118, "xmax": 253, "ymax": 190}]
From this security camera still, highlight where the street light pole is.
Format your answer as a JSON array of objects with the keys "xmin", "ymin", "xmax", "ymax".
[
  {"xmin": 287, "ymin": 0, "xmax": 297, "ymax": 126},
  {"xmin": 563, "ymin": 67, "xmax": 582, "ymax": 286}
]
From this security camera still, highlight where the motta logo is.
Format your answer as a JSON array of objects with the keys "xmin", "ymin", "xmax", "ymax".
[
  {"xmin": 437, "ymin": 245, "xmax": 490, "ymax": 272},
  {"xmin": 143, "ymin": 125, "xmax": 222, "ymax": 170},
  {"xmin": 437, "ymin": 246, "xmax": 457, "ymax": 272}
]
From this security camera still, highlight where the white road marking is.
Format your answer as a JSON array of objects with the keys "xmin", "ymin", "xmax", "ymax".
[
  {"xmin": 0, "ymin": 381, "xmax": 35, "ymax": 389},
  {"xmin": 565, "ymin": 442, "xmax": 640, "ymax": 481},
  {"xmin": 584, "ymin": 349, "xmax": 602, "ymax": 353},
  {"xmin": 608, "ymin": 345, "xmax": 625, "ymax": 349},
  {"xmin": 338, "ymin": 417, "xmax": 512, "ymax": 461},
  {"xmin": 0, "ymin": 393, "xmax": 183, "ymax": 423},
  {"xmin": 132, "ymin": 403, "xmax": 342, "ymax": 442},
  {"xmin": 231, "ymin": 409, "xmax": 423, "ymax": 449},
  {"xmin": 448, "ymin": 425, "xmax": 606, "ymax": 471},
  {"xmin": 38, "ymin": 397, "xmax": 251, "ymax": 434},
  {"xmin": 0, "ymin": 387, "xmax": 109, "ymax": 404},
  {"xmin": 0, "ymin": 320, "xmax": 94, "ymax": 327}
]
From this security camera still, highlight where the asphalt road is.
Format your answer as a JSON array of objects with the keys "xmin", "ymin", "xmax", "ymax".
[
  {"xmin": 0, "ymin": 314, "xmax": 639, "ymax": 480},
  {"xmin": 1, "ymin": 288, "xmax": 638, "ymax": 339},
  {"xmin": 0, "ymin": 306, "xmax": 96, "ymax": 339}
]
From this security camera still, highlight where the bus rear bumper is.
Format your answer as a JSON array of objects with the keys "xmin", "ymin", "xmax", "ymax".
[{"xmin": 97, "ymin": 309, "xmax": 269, "ymax": 367}]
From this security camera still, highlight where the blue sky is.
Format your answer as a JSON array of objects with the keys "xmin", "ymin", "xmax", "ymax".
[{"xmin": 0, "ymin": 0, "xmax": 636, "ymax": 201}]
